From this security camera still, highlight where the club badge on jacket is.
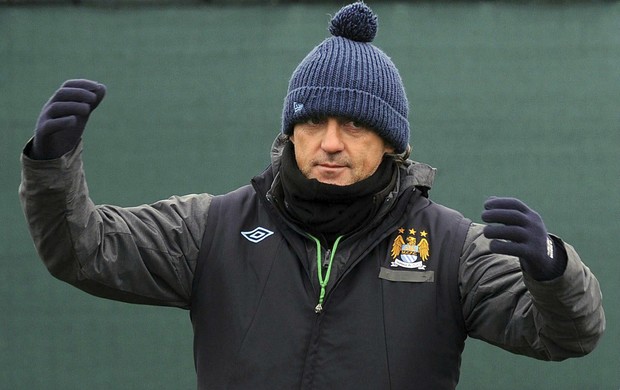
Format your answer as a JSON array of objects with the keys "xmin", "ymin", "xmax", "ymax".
[{"xmin": 390, "ymin": 228, "xmax": 431, "ymax": 270}]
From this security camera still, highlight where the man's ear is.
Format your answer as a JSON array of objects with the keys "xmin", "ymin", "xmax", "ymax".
[
  {"xmin": 382, "ymin": 139, "xmax": 395, "ymax": 154},
  {"xmin": 289, "ymin": 134, "xmax": 295, "ymax": 144}
]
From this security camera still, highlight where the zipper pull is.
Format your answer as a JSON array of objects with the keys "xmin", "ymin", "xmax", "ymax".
[
  {"xmin": 322, "ymin": 249, "xmax": 331, "ymax": 268},
  {"xmin": 314, "ymin": 303, "xmax": 323, "ymax": 314}
]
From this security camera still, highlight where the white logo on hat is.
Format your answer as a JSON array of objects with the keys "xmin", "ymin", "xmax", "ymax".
[{"xmin": 293, "ymin": 102, "xmax": 304, "ymax": 113}]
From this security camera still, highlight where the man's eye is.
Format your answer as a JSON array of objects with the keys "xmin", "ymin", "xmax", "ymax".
[
  {"xmin": 346, "ymin": 120, "xmax": 366, "ymax": 130},
  {"xmin": 306, "ymin": 117, "xmax": 323, "ymax": 125}
]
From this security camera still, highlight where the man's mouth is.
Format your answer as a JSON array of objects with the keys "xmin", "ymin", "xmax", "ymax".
[{"xmin": 318, "ymin": 163, "xmax": 345, "ymax": 169}]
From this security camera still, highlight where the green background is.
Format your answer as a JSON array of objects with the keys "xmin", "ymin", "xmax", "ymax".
[{"xmin": 1, "ymin": 2, "xmax": 618, "ymax": 389}]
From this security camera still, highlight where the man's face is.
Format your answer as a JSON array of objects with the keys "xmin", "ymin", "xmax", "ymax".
[{"xmin": 290, "ymin": 117, "xmax": 394, "ymax": 186}]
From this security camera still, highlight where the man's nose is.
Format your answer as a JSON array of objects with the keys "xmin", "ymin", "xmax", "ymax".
[{"xmin": 320, "ymin": 118, "xmax": 345, "ymax": 153}]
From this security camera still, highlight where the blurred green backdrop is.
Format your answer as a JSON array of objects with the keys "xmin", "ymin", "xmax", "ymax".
[{"xmin": 1, "ymin": 2, "xmax": 618, "ymax": 389}]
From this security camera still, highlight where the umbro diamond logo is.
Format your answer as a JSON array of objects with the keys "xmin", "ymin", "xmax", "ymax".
[{"xmin": 241, "ymin": 227, "xmax": 274, "ymax": 243}]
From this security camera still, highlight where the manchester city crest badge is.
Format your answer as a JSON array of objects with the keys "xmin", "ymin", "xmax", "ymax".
[{"xmin": 390, "ymin": 228, "xmax": 430, "ymax": 270}]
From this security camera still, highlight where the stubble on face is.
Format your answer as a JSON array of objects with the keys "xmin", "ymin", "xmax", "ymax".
[{"xmin": 290, "ymin": 117, "xmax": 393, "ymax": 186}]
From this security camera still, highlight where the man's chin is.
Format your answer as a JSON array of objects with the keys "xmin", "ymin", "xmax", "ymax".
[{"xmin": 312, "ymin": 175, "xmax": 354, "ymax": 186}]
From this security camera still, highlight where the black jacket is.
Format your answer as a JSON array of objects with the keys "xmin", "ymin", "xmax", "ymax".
[{"xmin": 19, "ymin": 138, "xmax": 605, "ymax": 389}]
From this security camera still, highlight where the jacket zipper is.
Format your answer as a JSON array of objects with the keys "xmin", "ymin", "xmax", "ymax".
[{"xmin": 307, "ymin": 234, "xmax": 343, "ymax": 314}]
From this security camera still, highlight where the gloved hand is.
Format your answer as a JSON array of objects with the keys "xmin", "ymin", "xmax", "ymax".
[
  {"xmin": 481, "ymin": 197, "xmax": 566, "ymax": 281},
  {"xmin": 30, "ymin": 79, "xmax": 106, "ymax": 160}
]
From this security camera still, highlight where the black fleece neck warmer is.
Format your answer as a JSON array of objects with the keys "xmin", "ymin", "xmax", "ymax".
[{"xmin": 278, "ymin": 142, "xmax": 397, "ymax": 244}]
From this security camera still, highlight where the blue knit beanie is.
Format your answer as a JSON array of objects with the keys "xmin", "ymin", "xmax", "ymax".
[{"xmin": 281, "ymin": 2, "xmax": 410, "ymax": 154}]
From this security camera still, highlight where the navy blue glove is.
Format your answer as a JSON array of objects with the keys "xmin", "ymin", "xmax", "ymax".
[
  {"xmin": 482, "ymin": 197, "xmax": 566, "ymax": 281},
  {"xmin": 31, "ymin": 79, "xmax": 106, "ymax": 160}
]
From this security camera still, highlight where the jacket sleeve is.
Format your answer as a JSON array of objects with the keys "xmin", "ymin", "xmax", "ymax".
[
  {"xmin": 459, "ymin": 223, "xmax": 605, "ymax": 361},
  {"xmin": 19, "ymin": 140, "xmax": 212, "ymax": 309}
]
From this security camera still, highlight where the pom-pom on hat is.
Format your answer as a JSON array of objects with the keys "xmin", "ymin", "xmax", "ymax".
[{"xmin": 281, "ymin": 2, "xmax": 410, "ymax": 154}]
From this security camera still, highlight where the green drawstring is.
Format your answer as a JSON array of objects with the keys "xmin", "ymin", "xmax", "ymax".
[{"xmin": 308, "ymin": 234, "xmax": 343, "ymax": 313}]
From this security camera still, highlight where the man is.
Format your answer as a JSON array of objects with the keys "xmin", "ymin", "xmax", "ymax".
[{"xmin": 20, "ymin": 2, "xmax": 604, "ymax": 389}]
